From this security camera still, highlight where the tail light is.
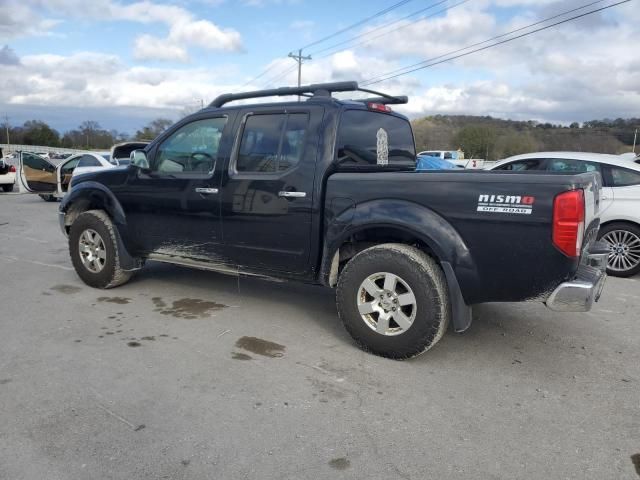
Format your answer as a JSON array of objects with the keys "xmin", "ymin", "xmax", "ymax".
[
  {"xmin": 367, "ymin": 102, "xmax": 392, "ymax": 113},
  {"xmin": 9, "ymin": 165, "xmax": 16, "ymax": 173},
  {"xmin": 553, "ymin": 189, "xmax": 585, "ymax": 257}
]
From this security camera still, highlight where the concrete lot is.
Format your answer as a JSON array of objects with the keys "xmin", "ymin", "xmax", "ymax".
[{"xmin": 0, "ymin": 193, "xmax": 638, "ymax": 480}]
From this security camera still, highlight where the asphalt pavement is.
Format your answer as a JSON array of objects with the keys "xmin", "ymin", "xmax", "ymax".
[{"xmin": 0, "ymin": 193, "xmax": 638, "ymax": 480}]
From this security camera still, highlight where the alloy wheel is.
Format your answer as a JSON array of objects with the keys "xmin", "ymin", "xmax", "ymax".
[
  {"xmin": 602, "ymin": 229, "xmax": 640, "ymax": 273},
  {"xmin": 356, "ymin": 272, "xmax": 417, "ymax": 336}
]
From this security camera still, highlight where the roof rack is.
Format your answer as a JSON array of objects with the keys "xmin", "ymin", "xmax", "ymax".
[{"xmin": 208, "ymin": 81, "xmax": 408, "ymax": 108}]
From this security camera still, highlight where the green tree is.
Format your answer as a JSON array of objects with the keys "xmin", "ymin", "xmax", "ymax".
[
  {"xmin": 135, "ymin": 118, "xmax": 173, "ymax": 140},
  {"xmin": 22, "ymin": 120, "xmax": 60, "ymax": 146},
  {"xmin": 453, "ymin": 125, "xmax": 497, "ymax": 159}
]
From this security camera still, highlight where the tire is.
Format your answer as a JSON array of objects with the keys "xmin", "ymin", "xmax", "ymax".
[
  {"xmin": 597, "ymin": 222, "xmax": 640, "ymax": 277},
  {"xmin": 69, "ymin": 210, "xmax": 134, "ymax": 289},
  {"xmin": 336, "ymin": 243, "xmax": 450, "ymax": 359},
  {"xmin": 2, "ymin": 184, "xmax": 12, "ymax": 192},
  {"xmin": 39, "ymin": 194, "xmax": 56, "ymax": 202}
]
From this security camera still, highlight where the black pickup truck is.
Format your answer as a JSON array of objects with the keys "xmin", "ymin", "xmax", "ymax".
[{"xmin": 22, "ymin": 81, "xmax": 608, "ymax": 358}]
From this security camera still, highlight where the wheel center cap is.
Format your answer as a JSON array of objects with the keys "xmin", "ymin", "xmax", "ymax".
[{"xmin": 379, "ymin": 291, "xmax": 397, "ymax": 311}]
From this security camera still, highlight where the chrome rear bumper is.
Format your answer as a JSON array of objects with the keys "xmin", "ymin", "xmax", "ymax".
[{"xmin": 546, "ymin": 242, "xmax": 608, "ymax": 312}]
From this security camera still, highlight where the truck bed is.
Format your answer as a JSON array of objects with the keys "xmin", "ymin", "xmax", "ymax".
[{"xmin": 325, "ymin": 170, "xmax": 601, "ymax": 305}]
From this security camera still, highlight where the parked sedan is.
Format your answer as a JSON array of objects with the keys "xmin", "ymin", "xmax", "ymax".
[
  {"xmin": 491, "ymin": 151, "xmax": 640, "ymax": 277},
  {"xmin": 17, "ymin": 151, "xmax": 116, "ymax": 201},
  {"xmin": 0, "ymin": 157, "xmax": 16, "ymax": 192}
]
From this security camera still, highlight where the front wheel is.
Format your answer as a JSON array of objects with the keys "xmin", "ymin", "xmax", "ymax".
[
  {"xmin": 336, "ymin": 243, "xmax": 450, "ymax": 359},
  {"xmin": 598, "ymin": 222, "xmax": 640, "ymax": 277},
  {"xmin": 69, "ymin": 210, "xmax": 134, "ymax": 288}
]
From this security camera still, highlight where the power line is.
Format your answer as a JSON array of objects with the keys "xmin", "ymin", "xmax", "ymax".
[
  {"xmin": 298, "ymin": 0, "xmax": 415, "ymax": 51},
  {"xmin": 362, "ymin": 0, "xmax": 630, "ymax": 86},
  {"xmin": 243, "ymin": 0, "xmax": 414, "ymax": 90},
  {"xmin": 261, "ymin": 65, "xmax": 298, "ymax": 88},
  {"xmin": 362, "ymin": 0, "xmax": 607, "ymax": 84},
  {"xmin": 309, "ymin": 0, "xmax": 452, "ymax": 57}
]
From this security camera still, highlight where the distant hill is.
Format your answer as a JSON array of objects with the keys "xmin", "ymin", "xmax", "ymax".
[{"xmin": 411, "ymin": 115, "xmax": 637, "ymax": 160}]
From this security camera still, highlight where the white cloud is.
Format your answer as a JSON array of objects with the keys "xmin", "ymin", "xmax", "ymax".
[
  {"xmin": 133, "ymin": 35, "xmax": 189, "ymax": 62},
  {"xmin": 0, "ymin": 0, "xmax": 243, "ymax": 62}
]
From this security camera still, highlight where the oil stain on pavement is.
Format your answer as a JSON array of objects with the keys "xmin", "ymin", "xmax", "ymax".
[
  {"xmin": 631, "ymin": 453, "xmax": 640, "ymax": 477},
  {"xmin": 234, "ymin": 336, "xmax": 285, "ymax": 358},
  {"xmin": 97, "ymin": 297, "xmax": 131, "ymax": 305},
  {"xmin": 329, "ymin": 458, "xmax": 350, "ymax": 470},
  {"xmin": 231, "ymin": 352, "xmax": 252, "ymax": 361},
  {"xmin": 50, "ymin": 285, "xmax": 82, "ymax": 294},
  {"xmin": 152, "ymin": 297, "xmax": 226, "ymax": 319}
]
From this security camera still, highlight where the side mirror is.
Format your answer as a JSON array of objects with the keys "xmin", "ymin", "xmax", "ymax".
[{"xmin": 130, "ymin": 149, "xmax": 149, "ymax": 169}]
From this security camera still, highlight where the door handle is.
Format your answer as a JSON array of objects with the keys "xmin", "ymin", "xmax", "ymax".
[
  {"xmin": 195, "ymin": 187, "xmax": 218, "ymax": 194},
  {"xmin": 278, "ymin": 191, "xmax": 306, "ymax": 198}
]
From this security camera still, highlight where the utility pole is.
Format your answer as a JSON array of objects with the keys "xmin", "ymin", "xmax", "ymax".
[
  {"xmin": 3, "ymin": 114, "xmax": 9, "ymax": 148},
  {"xmin": 288, "ymin": 49, "xmax": 312, "ymax": 101},
  {"xmin": 633, "ymin": 128, "xmax": 638, "ymax": 154}
]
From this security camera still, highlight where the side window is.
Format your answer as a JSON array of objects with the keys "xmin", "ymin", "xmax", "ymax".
[
  {"xmin": 61, "ymin": 157, "xmax": 81, "ymax": 173},
  {"xmin": 608, "ymin": 166, "xmax": 640, "ymax": 187},
  {"xmin": 547, "ymin": 159, "xmax": 600, "ymax": 173},
  {"xmin": 279, "ymin": 114, "xmax": 307, "ymax": 172},
  {"xmin": 497, "ymin": 159, "xmax": 545, "ymax": 171},
  {"xmin": 77, "ymin": 155, "xmax": 102, "ymax": 168},
  {"xmin": 236, "ymin": 113, "xmax": 308, "ymax": 174},
  {"xmin": 23, "ymin": 152, "xmax": 55, "ymax": 172},
  {"xmin": 155, "ymin": 117, "xmax": 227, "ymax": 175}
]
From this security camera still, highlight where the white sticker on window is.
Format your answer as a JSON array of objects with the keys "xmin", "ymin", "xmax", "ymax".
[{"xmin": 376, "ymin": 128, "xmax": 389, "ymax": 165}]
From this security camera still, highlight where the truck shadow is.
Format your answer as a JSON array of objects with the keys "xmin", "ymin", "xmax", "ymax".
[
  {"xmin": 138, "ymin": 261, "xmax": 582, "ymax": 366},
  {"xmin": 139, "ymin": 261, "xmax": 349, "ymax": 341}
]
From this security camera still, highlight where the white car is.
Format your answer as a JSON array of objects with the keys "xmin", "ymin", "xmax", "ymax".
[
  {"xmin": 490, "ymin": 152, "xmax": 640, "ymax": 277},
  {"xmin": 0, "ymin": 157, "xmax": 17, "ymax": 192},
  {"xmin": 17, "ymin": 151, "xmax": 116, "ymax": 201}
]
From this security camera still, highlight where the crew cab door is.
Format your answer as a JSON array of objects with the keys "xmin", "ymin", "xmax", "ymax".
[
  {"xmin": 116, "ymin": 115, "xmax": 234, "ymax": 258},
  {"xmin": 220, "ymin": 107, "xmax": 323, "ymax": 274},
  {"xmin": 18, "ymin": 151, "xmax": 59, "ymax": 194}
]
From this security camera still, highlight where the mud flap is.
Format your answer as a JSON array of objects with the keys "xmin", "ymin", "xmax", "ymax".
[{"xmin": 441, "ymin": 261, "xmax": 472, "ymax": 333}]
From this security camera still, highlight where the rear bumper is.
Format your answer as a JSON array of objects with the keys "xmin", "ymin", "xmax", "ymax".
[
  {"xmin": 545, "ymin": 243, "xmax": 608, "ymax": 312},
  {"xmin": 0, "ymin": 173, "xmax": 16, "ymax": 184}
]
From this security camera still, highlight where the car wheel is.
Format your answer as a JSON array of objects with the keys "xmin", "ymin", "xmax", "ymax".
[
  {"xmin": 336, "ymin": 243, "xmax": 450, "ymax": 359},
  {"xmin": 2, "ymin": 184, "xmax": 13, "ymax": 192},
  {"xmin": 39, "ymin": 194, "xmax": 56, "ymax": 202},
  {"xmin": 598, "ymin": 222, "xmax": 640, "ymax": 277},
  {"xmin": 69, "ymin": 210, "xmax": 133, "ymax": 289}
]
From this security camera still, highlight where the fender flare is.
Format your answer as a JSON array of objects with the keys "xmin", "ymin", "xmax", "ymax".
[
  {"xmin": 60, "ymin": 181, "xmax": 127, "ymax": 226},
  {"xmin": 321, "ymin": 198, "xmax": 476, "ymax": 332},
  {"xmin": 59, "ymin": 182, "xmax": 143, "ymax": 272}
]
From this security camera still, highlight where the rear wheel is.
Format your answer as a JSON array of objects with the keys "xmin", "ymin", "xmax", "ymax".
[
  {"xmin": 2, "ymin": 184, "xmax": 13, "ymax": 192},
  {"xmin": 69, "ymin": 210, "xmax": 134, "ymax": 288},
  {"xmin": 598, "ymin": 222, "xmax": 640, "ymax": 277},
  {"xmin": 336, "ymin": 243, "xmax": 450, "ymax": 359}
]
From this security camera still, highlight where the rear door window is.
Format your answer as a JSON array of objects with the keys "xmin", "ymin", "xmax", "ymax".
[
  {"xmin": 77, "ymin": 155, "xmax": 102, "ymax": 168},
  {"xmin": 606, "ymin": 166, "xmax": 640, "ymax": 187},
  {"xmin": 336, "ymin": 110, "xmax": 416, "ymax": 168},
  {"xmin": 496, "ymin": 159, "xmax": 546, "ymax": 171},
  {"xmin": 547, "ymin": 158, "xmax": 600, "ymax": 173},
  {"xmin": 235, "ymin": 113, "xmax": 308, "ymax": 174}
]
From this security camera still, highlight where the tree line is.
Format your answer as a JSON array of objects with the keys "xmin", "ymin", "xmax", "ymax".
[
  {"xmin": 0, "ymin": 118, "xmax": 174, "ymax": 149},
  {"xmin": 412, "ymin": 116, "xmax": 638, "ymax": 160}
]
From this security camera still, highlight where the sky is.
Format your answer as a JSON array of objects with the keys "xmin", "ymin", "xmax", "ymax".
[{"xmin": 0, "ymin": 0, "xmax": 638, "ymax": 134}]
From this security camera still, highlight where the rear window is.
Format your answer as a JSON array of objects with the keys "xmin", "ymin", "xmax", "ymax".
[{"xmin": 336, "ymin": 110, "xmax": 416, "ymax": 169}]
